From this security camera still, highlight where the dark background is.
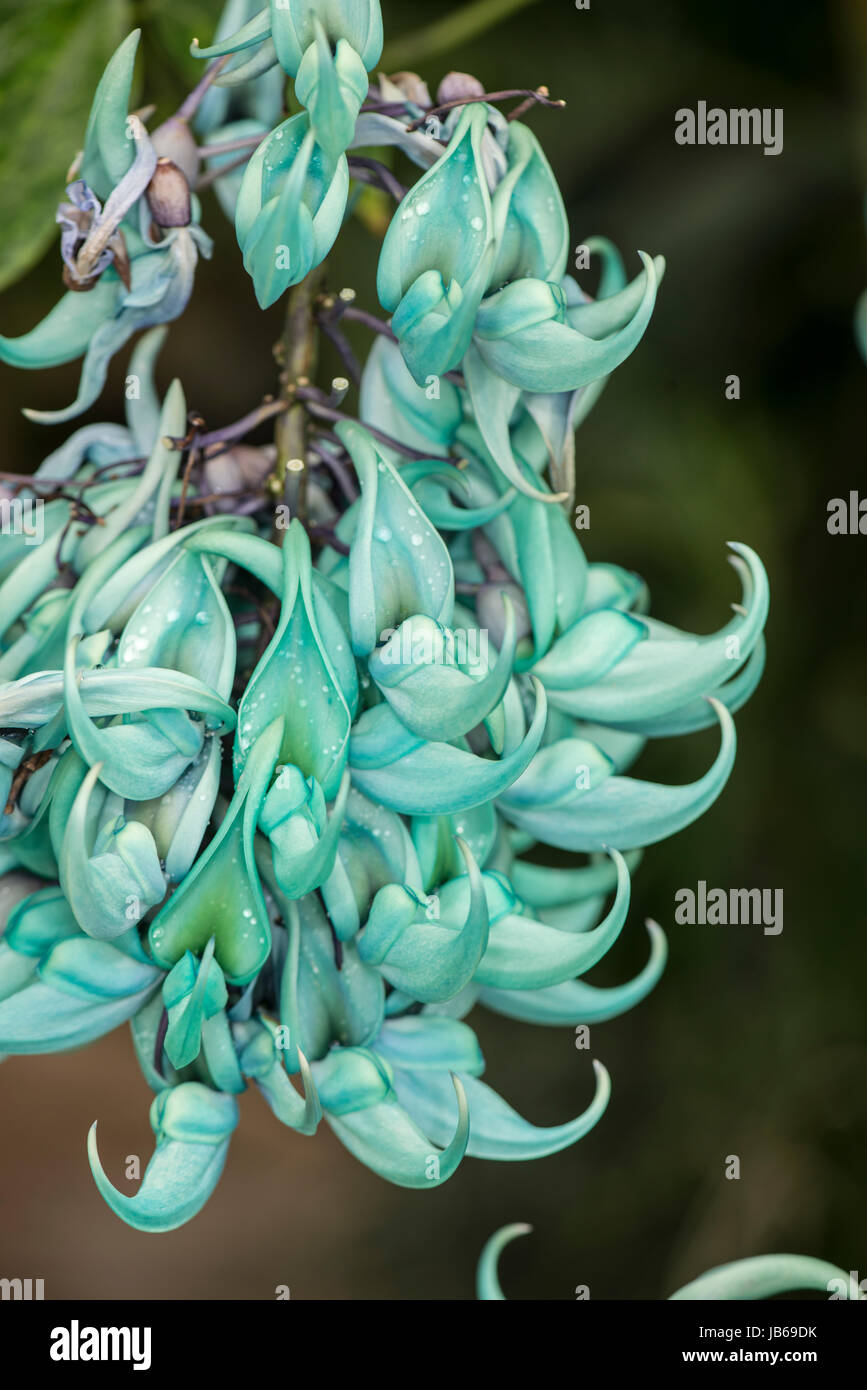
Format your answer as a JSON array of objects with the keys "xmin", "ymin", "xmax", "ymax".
[{"xmin": 0, "ymin": 0, "xmax": 865, "ymax": 1299}]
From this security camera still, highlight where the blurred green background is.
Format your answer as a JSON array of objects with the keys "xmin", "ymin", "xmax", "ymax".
[{"xmin": 0, "ymin": 0, "xmax": 865, "ymax": 1300}]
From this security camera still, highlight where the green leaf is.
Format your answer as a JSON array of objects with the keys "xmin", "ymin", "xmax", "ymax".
[{"xmin": 0, "ymin": 0, "xmax": 135, "ymax": 290}]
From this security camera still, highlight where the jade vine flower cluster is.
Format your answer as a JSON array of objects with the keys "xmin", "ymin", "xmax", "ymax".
[{"xmin": 0, "ymin": 1, "xmax": 769, "ymax": 1236}]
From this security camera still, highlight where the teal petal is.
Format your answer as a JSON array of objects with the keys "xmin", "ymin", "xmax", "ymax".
[
  {"xmin": 368, "ymin": 606, "xmax": 516, "ymax": 743},
  {"xmin": 358, "ymin": 837, "xmax": 489, "ymax": 1001},
  {"xmin": 88, "ymin": 1082, "xmax": 239, "ymax": 1232},
  {"xmin": 400, "ymin": 460, "xmax": 516, "ymax": 532},
  {"xmin": 115, "ymin": 550, "xmax": 236, "ymax": 701},
  {"xmin": 80, "ymin": 29, "xmax": 141, "ymax": 198},
  {"xmin": 480, "ymin": 920, "xmax": 667, "ymax": 1024},
  {"xmin": 340, "ymin": 420, "xmax": 454, "ymax": 655},
  {"xmin": 473, "ymin": 253, "xmax": 662, "ymax": 393},
  {"xmin": 235, "ymin": 1015, "xmax": 321, "ymax": 1133},
  {"xmin": 62, "ymin": 651, "xmax": 207, "ymax": 802},
  {"xmin": 541, "ymin": 546, "xmax": 769, "ymax": 722},
  {"xmin": 377, "ymin": 103, "xmax": 493, "ymax": 313},
  {"xmin": 315, "ymin": 1045, "xmax": 470, "ymax": 1188},
  {"xmin": 359, "ymin": 335, "xmax": 462, "ymax": 459},
  {"xmin": 510, "ymin": 848, "xmax": 643, "ymax": 908},
  {"xmin": 234, "ymin": 521, "xmax": 353, "ymax": 798},
  {"xmin": 1, "ymin": 662, "xmax": 233, "ymax": 732},
  {"xmin": 411, "ymin": 803, "xmax": 499, "ymax": 890},
  {"xmin": 531, "ymin": 608, "xmax": 646, "ymax": 693},
  {"xmin": 192, "ymin": 7, "xmax": 271, "ymax": 60},
  {"xmin": 377, "ymin": 104, "xmax": 496, "ymax": 382},
  {"xmin": 669, "ymin": 1255, "xmax": 862, "ymax": 1301},
  {"xmin": 391, "ymin": 1056, "xmax": 611, "ymax": 1160},
  {"xmin": 0, "ymin": 276, "xmax": 120, "ymax": 371},
  {"xmin": 236, "ymin": 115, "xmax": 348, "ymax": 307},
  {"xmin": 269, "ymin": 0, "xmax": 382, "ymax": 72},
  {"xmin": 486, "ymin": 483, "xmax": 588, "ymax": 664},
  {"xmin": 498, "ymin": 700, "xmax": 736, "ymax": 851},
  {"xmin": 476, "ymin": 1223, "xmax": 532, "ymax": 1300},
  {"xmin": 148, "ymin": 720, "xmax": 281, "ymax": 984},
  {"xmin": 130, "ymin": 734, "xmax": 222, "ymax": 883},
  {"xmin": 59, "ymin": 762, "xmax": 166, "ymax": 938},
  {"xmin": 349, "ymin": 678, "xmax": 547, "ymax": 816},
  {"xmin": 0, "ymin": 934, "xmax": 161, "ymax": 1052},
  {"xmin": 320, "ymin": 788, "xmax": 426, "ymax": 940},
  {"xmin": 262, "ymin": 764, "xmax": 350, "ymax": 898},
  {"xmin": 162, "ymin": 939, "xmax": 227, "ymax": 1069},
  {"xmin": 277, "ymin": 896, "xmax": 385, "ymax": 1065},
  {"xmin": 464, "ymin": 346, "xmax": 565, "ymax": 502},
  {"xmin": 490, "ymin": 120, "xmax": 568, "ymax": 283},
  {"xmin": 474, "ymin": 849, "xmax": 630, "ymax": 990},
  {"xmin": 295, "ymin": 24, "xmax": 368, "ymax": 161},
  {"xmin": 0, "ymin": 886, "xmax": 80, "ymax": 1001},
  {"xmin": 375, "ymin": 1015, "xmax": 486, "ymax": 1075},
  {"xmin": 78, "ymin": 515, "xmax": 256, "ymax": 633}
]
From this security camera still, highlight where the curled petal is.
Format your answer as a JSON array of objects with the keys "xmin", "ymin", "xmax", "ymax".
[
  {"xmin": 473, "ymin": 253, "xmax": 662, "ymax": 394},
  {"xmin": 392, "ymin": 1056, "xmax": 611, "ymax": 1160},
  {"xmin": 350, "ymin": 679, "xmax": 547, "ymax": 816},
  {"xmin": 88, "ymin": 1083, "xmax": 239, "ymax": 1232},
  {"xmin": 60, "ymin": 762, "xmax": 166, "ymax": 939},
  {"xmin": 498, "ymin": 699, "xmax": 736, "ymax": 852},
  {"xmin": 340, "ymin": 420, "xmax": 454, "ymax": 655},
  {"xmin": 475, "ymin": 848, "xmax": 630, "ymax": 990},
  {"xmin": 669, "ymin": 1255, "xmax": 862, "ymax": 1301},
  {"xmin": 358, "ymin": 837, "xmax": 489, "ymax": 1001},
  {"xmin": 236, "ymin": 1017, "xmax": 321, "ymax": 1134},
  {"xmin": 476, "ymin": 1223, "xmax": 533, "ymax": 1300},
  {"xmin": 0, "ymin": 278, "xmax": 119, "ymax": 370},
  {"xmin": 368, "ymin": 605, "xmax": 516, "ymax": 744},
  {"xmin": 540, "ymin": 545, "xmax": 769, "ymax": 722},
  {"xmin": 0, "ymin": 934, "xmax": 161, "ymax": 1053},
  {"xmin": 480, "ymin": 920, "xmax": 668, "ymax": 1024},
  {"xmin": 192, "ymin": 8, "xmax": 272, "ymax": 60},
  {"xmin": 315, "ymin": 1046, "xmax": 469, "ymax": 1188}
]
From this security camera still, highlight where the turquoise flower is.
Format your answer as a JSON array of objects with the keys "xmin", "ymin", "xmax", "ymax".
[
  {"xmin": 193, "ymin": 0, "xmax": 382, "ymax": 160},
  {"xmin": 376, "ymin": 102, "xmax": 662, "ymax": 499},
  {"xmin": 0, "ymin": 34, "xmax": 211, "ymax": 424},
  {"xmin": 477, "ymin": 1226, "xmax": 865, "ymax": 1301},
  {"xmin": 234, "ymin": 111, "xmax": 349, "ymax": 306}
]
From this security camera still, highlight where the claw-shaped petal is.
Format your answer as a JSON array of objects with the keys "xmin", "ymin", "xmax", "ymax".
[{"xmin": 88, "ymin": 1082, "xmax": 239, "ymax": 1232}]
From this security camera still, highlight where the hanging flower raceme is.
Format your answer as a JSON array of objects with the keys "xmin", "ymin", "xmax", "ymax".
[
  {"xmin": 0, "ymin": 393, "xmax": 767, "ymax": 1226},
  {"xmin": 0, "ymin": 6, "xmax": 771, "ymax": 1243}
]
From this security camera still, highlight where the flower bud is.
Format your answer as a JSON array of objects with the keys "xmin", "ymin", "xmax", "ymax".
[
  {"xmin": 436, "ymin": 71, "xmax": 485, "ymax": 106},
  {"xmin": 151, "ymin": 116, "xmax": 201, "ymax": 186},
  {"xmin": 389, "ymin": 71, "xmax": 432, "ymax": 107},
  {"xmin": 146, "ymin": 157, "xmax": 192, "ymax": 228}
]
